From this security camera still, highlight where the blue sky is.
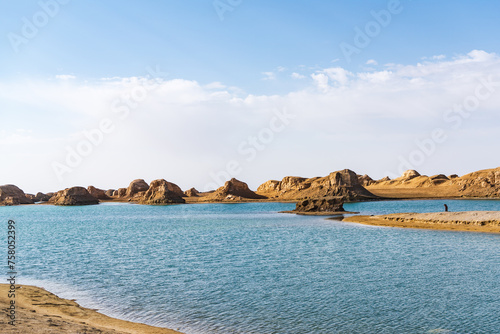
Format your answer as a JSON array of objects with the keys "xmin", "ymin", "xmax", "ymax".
[
  {"xmin": 2, "ymin": 1, "xmax": 499, "ymax": 91},
  {"xmin": 1, "ymin": 0, "xmax": 500, "ymax": 193}
]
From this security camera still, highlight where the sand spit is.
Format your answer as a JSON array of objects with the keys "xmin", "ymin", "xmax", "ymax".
[
  {"xmin": 343, "ymin": 211, "xmax": 500, "ymax": 233},
  {"xmin": 0, "ymin": 284, "xmax": 181, "ymax": 334}
]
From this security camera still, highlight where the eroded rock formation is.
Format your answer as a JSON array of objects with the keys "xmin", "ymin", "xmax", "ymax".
[
  {"xmin": 87, "ymin": 186, "xmax": 110, "ymax": 200},
  {"xmin": 49, "ymin": 187, "xmax": 99, "ymax": 206},
  {"xmin": 139, "ymin": 179, "xmax": 186, "ymax": 204},
  {"xmin": 257, "ymin": 169, "xmax": 378, "ymax": 202},
  {"xmin": 293, "ymin": 197, "xmax": 345, "ymax": 213},
  {"xmin": 209, "ymin": 178, "xmax": 266, "ymax": 201},
  {"xmin": 126, "ymin": 179, "xmax": 150, "ymax": 198},
  {"xmin": 0, "ymin": 185, "xmax": 34, "ymax": 205},
  {"xmin": 358, "ymin": 174, "xmax": 374, "ymax": 187},
  {"xmin": 184, "ymin": 188, "xmax": 200, "ymax": 197}
]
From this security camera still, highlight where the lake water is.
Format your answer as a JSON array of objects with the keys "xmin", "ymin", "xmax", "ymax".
[{"xmin": 2, "ymin": 200, "xmax": 500, "ymax": 334}]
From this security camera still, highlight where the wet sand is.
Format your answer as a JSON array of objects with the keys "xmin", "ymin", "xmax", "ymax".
[
  {"xmin": 343, "ymin": 211, "xmax": 500, "ymax": 233},
  {"xmin": 0, "ymin": 284, "xmax": 182, "ymax": 334}
]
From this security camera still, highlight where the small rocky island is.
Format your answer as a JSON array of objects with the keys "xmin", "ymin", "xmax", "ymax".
[
  {"xmin": 49, "ymin": 187, "xmax": 100, "ymax": 206},
  {"xmin": 280, "ymin": 196, "xmax": 357, "ymax": 216}
]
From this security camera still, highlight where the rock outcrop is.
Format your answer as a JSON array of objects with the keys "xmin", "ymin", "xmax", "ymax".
[
  {"xmin": 126, "ymin": 179, "xmax": 150, "ymax": 198},
  {"xmin": 451, "ymin": 167, "xmax": 500, "ymax": 197},
  {"xmin": 49, "ymin": 187, "xmax": 100, "ymax": 206},
  {"xmin": 87, "ymin": 186, "xmax": 110, "ymax": 200},
  {"xmin": 358, "ymin": 174, "xmax": 374, "ymax": 187},
  {"xmin": 105, "ymin": 189, "xmax": 116, "ymax": 197},
  {"xmin": 209, "ymin": 178, "xmax": 266, "ymax": 201},
  {"xmin": 33, "ymin": 192, "xmax": 52, "ymax": 202},
  {"xmin": 366, "ymin": 168, "xmax": 500, "ymax": 199},
  {"xmin": 184, "ymin": 188, "xmax": 200, "ymax": 197},
  {"xmin": 139, "ymin": 179, "xmax": 186, "ymax": 204},
  {"xmin": 293, "ymin": 197, "xmax": 345, "ymax": 213},
  {"xmin": 117, "ymin": 188, "xmax": 127, "ymax": 197},
  {"xmin": 0, "ymin": 185, "xmax": 34, "ymax": 205},
  {"xmin": 429, "ymin": 174, "xmax": 449, "ymax": 185},
  {"xmin": 370, "ymin": 170, "xmax": 434, "ymax": 188},
  {"xmin": 401, "ymin": 169, "xmax": 420, "ymax": 180},
  {"xmin": 257, "ymin": 169, "xmax": 378, "ymax": 202}
]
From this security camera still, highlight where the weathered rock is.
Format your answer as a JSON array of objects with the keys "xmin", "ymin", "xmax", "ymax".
[
  {"xmin": 35, "ymin": 192, "xmax": 51, "ymax": 202},
  {"xmin": 279, "ymin": 177, "xmax": 310, "ymax": 192},
  {"xmin": 117, "ymin": 188, "xmax": 127, "ymax": 197},
  {"xmin": 256, "ymin": 180, "xmax": 281, "ymax": 193},
  {"xmin": 139, "ymin": 179, "xmax": 186, "ymax": 204},
  {"xmin": 0, "ymin": 185, "xmax": 34, "ymax": 205},
  {"xmin": 293, "ymin": 197, "xmax": 345, "ymax": 213},
  {"xmin": 112, "ymin": 190, "xmax": 119, "ymax": 197},
  {"xmin": 308, "ymin": 169, "xmax": 379, "ymax": 201},
  {"xmin": 401, "ymin": 170, "xmax": 421, "ymax": 180},
  {"xmin": 184, "ymin": 188, "xmax": 200, "ymax": 197},
  {"xmin": 257, "ymin": 169, "xmax": 378, "ymax": 202},
  {"xmin": 49, "ymin": 187, "xmax": 99, "ymax": 206},
  {"xmin": 358, "ymin": 174, "xmax": 374, "ymax": 186},
  {"xmin": 210, "ymin": 178, "xmax": 266, "ymax": 200},
  {"xmin": 378, "ymin": 176, "xmax": 391, "ymax": 182},
  {"xmin": 126, "ymin": 179, "xmax": 150, "ymax": 198},
  {"xmin": 105, "ymin": 189, "xmax": 116, "ymax": 197},
  {"xmin": 87, "ymin": 186, "xmax": 110, "ymax": 200},
  {"xmin": 430, "ymin": 174, "xmax": 449, "ymax": 185},
  {"xmin": 451, "ymin": 167, "xmax": 500, "ymax": 197}
]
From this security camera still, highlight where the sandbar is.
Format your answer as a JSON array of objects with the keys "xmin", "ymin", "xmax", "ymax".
[
  {"xmin": 0, "ymin": 284, "xmax": 182, "ymax": 334},
  {"xmin": 342, "ymin": 211, "xmax": 500, "ymax": 233}
]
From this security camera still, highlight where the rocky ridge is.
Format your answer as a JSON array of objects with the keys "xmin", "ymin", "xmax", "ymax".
[{"xmin": 257, "ymin": 169, "xmax": 378, "ymax": 202}]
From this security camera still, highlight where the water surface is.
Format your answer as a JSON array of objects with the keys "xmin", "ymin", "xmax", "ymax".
[{"xmin": 1, "ymin": 200, "xmax": 499, "ymax": 333}]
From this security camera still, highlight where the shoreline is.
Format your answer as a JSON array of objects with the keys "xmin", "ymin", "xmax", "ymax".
[
  {"xmin": 342, "ymin": 211, "xmax": 500, "ymax": 234},
  {"xmin": 11, "ymin": 196, "xmax": 500, "ymax": 208},
  {"xmin": 0, "ymin": 284, "xmax": 182, "ymax": 334}
]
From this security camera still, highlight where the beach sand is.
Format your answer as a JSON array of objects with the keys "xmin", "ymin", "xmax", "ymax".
[
  {"xmin": 342, "ymin": 211, "xmax": 500, "ymax": 233},
  {"xmin": 0, "ymin": 284, "xmax": 182, "ymax": 334}
]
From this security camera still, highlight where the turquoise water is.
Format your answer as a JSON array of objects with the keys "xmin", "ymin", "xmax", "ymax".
[{"xmin": 2, "ymin": 200, "xmax": 500, "ymax": 334}]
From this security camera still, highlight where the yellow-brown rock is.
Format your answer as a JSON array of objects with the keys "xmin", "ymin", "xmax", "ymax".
[{"xmin": 49, "ymin": 187, "xmax": 99, "ymax": 206}]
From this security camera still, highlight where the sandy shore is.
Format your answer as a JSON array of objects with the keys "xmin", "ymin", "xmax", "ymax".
[
  {"xmin": 342, "ymin": 211, "xmax": 500, "ymax": 233},
  {"xmin": 0, "ymin": 284, "xmax": 182, "ymax": 334}
]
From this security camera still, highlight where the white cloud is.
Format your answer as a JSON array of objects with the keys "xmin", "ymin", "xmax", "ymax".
[
  {"xmin": 432, "ymin": 54, "xmax": 446, "ymax": 60},
  {"xmin": 366, "ymin": 59, "xmax": 378, "ymax": 65},
  {"xmin": 55, "ymin": 74, "xmax": 76, "ymax": 80},
  {"xmin": 291, "ymin": 72, "xmax": 305, "ymax": 79},
  {"xmin": 2, "ymin": 50, "xmax": 500, "ymax": 193},
  {"xmin": 311, "ymin": 73, "xmax": 329, "ymax": 92},
  {"xmin": 312, "ymin": 67, "xmax": 352, "ymax": 88},
  {"xmin": 262, "ymin": 71, "xmax": 276, "ymax": 80}
]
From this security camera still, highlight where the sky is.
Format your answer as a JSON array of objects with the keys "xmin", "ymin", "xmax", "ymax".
[{"xmin": 1, "ymin": 0, "xmax": 500, "ymax": 194}]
